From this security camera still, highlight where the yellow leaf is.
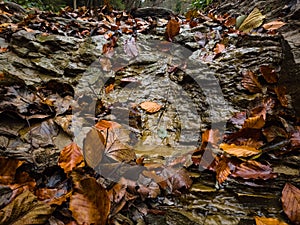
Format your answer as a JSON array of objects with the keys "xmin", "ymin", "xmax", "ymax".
[
  {"xmin": 255, "ymin": 216, "xmax": 289, "ymax": 225},
  {"xmin": 220, "ymin": 143, "xmax": 261, "ymax": 157},
  {"xmin": 239, "ymin": 8, "xmax": 265, "ymax": 33}
]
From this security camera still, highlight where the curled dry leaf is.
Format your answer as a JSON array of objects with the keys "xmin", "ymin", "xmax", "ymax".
[
  {"xmin": 260, "ymin": 65, "xmax": 278, "ymax": 83},
  {"xmin": 263, "ymin": 20, "xmax": 286, "ymax": 31},
  {"xmin": 239, "ymin": 7, "xmax": 265, "ymax": 33},
  {"xmin": 281, "ymin": 183, "xmax": 300, "ymax": 224},
  {"xmin": 254, "ymin": 216, "xmax": 288, "ymax": 225},
  {"xmin": 165, "ymin": 18, "xmax": 180, "ymax": 41},
  {"xmin": 139, "ymin": 101, "xmax": 162, "ymax": 113},
  {"xmin": 243, "ymin": 115, "xmax": 265, "ymax": 129},
  {"xmin": 242, "ymin": 70, "xmax": 263, "ymax": 93},
  {"xmin": 70, "ymin": 177, "xmax": 111, "ymax": 225},
  {"xmin": 220, "ymin": 143, "xmax": 261, "ymax": 158},
  {"xmin": 58, "ymin": 142, "xmax": 84, "ymax": 174}
]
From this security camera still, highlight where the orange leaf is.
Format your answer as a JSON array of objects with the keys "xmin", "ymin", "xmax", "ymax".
[
  {"xmin": 243, "ymin": 115, "xmax": 265, "ymax": 129},
  {"xmin": 139, "ymin": 101, "xmax": 162, "ymax": 113},
  {"xmin": 215, "ymin": 156, "xmax": 231, "ymax": 184},
  {"xmin": 242, "ymin": 70, "xmax": 263, "ymax": 93},
  {"xmin": 165, "ymin": 18, "xmax": 180, "ymax": 41},
  {"xmin": 105, "ymin": 83, "xmax": 114, "ymax": 94},
  {"xmin": 260, "ymin": 65, "xmax": 278, "ymax": 83},
  {"xmin": 220, "ymin": 143, "xmax": 261, "ymax": 157},
  {"xmin": 263, "ymin": 20, "xmax": 286, "ymax": 31},
  {"xmin": 214, "ymin": 43, "xmax": 225, "ymax": 54},
  {"xmin": 58, "ymin": 142, "xmax": 84, "ymax": 174},
  {"xmin": 255, "ymin": 216, "xmax": 288, "ymax": 225},
  {"xmin": 70, "ymin": 177, "xmax": 111, "ymax": 225},
  {"xmin": 224, "ymin": 17, "xmax": 236, "ymax": 27},
  {"xmin": 281, "ymin": 183, "xmax": 300, "ymax": 224}
]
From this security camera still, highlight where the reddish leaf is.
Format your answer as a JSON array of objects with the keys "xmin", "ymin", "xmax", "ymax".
[
  {"xmin": 58, "ymin": 142, "xmax": 84, "ymax": 173},
  {"xmin": 0, "ymin": 157, "xmax": 23, "ymax": 185},
  {"xmin": 231, "ymin": 160, "xmax": 277, "ymax": 180},
  {"xmin": 242, "ymin": 70, "xmax": 263, "ymax": 93},
  {"xmin": 281, "ymin": 183, "xmax": 300, "ymax": 224},
  {"xmin": 263, "ymin": 20, "xmax": 286, "ymax": 31},
  {"xmin": 243, "ymin": 115, "xmax": 265, "ymax": 129},
  {"xmin": 220, "ymin": 143, "xmax": 261, "ymax": 158},
  {"xmin": 275, "ymin": 86, "xmax": 290, "ymax": 108},
  {"xmin": 139, "ymin": 101, "xmax": 162, "ymax": 113},
  {"xmin": 215, "ymin": 156, "xmax": 232, "ymax": 184},
  {"xmin": 260, "ymin": 65, "xmax": 278, "ymax": 83},
  {"xmin": 124, "ymin": 36, "xmax": 139, "ymax": 58},
  {"xmin": 214, "ymin": 43, "xmax": 225, "ymax": 54},
  {"xmin": 70, "ymin": 177, "xmax": 111, "ymax": 225},
  {"xmin": 250, "ymin": 97, "xmax": 275, "ymax": 120},
  {"xmin": 291, "ymin": 126, "xmax": 300, "ymax": 149},
  {"xmin": 224, "ymin": 17, "xmax": 236, "ymax": 27},
  {"xmin": 165, "ymin": 18, "xmax": 180, "ymax": 41},
  {"xmin": 255, "ymin": 216, "xmax": 288, "ymax": 225},
  {"xmin": 262, "ymin": 126, "xmax": 288, "ymax": 143}
]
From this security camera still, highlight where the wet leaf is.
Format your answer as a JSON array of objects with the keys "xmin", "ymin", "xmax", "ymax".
[
  {"xmin": 139, "ymin": 101, "xmax": 162, "ymax": 113},
  {"xmin": 275, "ymin": 86, "xmax": 290, "ymax": 108},
  {"xmin": 263, "ymin": 20, "xmax": 286, "ymax": 31},
  {"xmin": 220, "ymin": 143, "xmax": 261, "ymax": 157},
  {"xmin": 231, "ymin": 160, "xmax": 276, "ymax": 180},
  {"xmin": 216, "ymin": 156, "xmax": 232, "ymax": 184},
  {"xmin": 242, "ymin": 70, "xmax": 263, "ymax": 93},
  {"xmin": 262, "ymin": 126, "xmax": 288, "ymax": 143},
  {"xmin": 58, "ymin": 142, "xmax": 84, "ymax": 174},
  {"xmin": 243, "ymin": 115, "xmax": 265, "ymax": 129},
  {"xmin": 260, "ymin": 65, "xmax": 278, "ymax": 83},
  {"xmin": 281, "ymin": 183, "xmax": 300, "ymax": 224},
  {"xmin": 124, "ymin": 36, "xmax": 139, "ymax": 58},
  {"xmin": 201, "ymin": 129, "xmax": 221, "ymax": 148},
  {"xmin": 70, "ymin": 177, "xmax": 111, "ymax": 225},
  {"xmin": 83, "ymin": 127, "xmax": 105, "ymax": 169},
  {"xmin": 0, "ymin": 157, "xmax": 23, "ymax": 185},
  {"xmin": 239, "ymin": 8, "xmax": 265, "ymax": 33},
  {"xmin": 214, "ymin": 43, "xmax": 225, "ymax": 54},
  {"xmin": 165, "ymin": 18, "xmax": 180, "ymax": 41},
  {"xmin": 0, "ymin": 190, "xmax": 53, "ymax": 225},
  {"xmin": 255, "ymin": 216, "xmax": 288, "ymax": 225}
]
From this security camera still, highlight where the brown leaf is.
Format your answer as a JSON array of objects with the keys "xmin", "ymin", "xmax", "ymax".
[
  {"xmin": 260, "ymin": 65, "xmax": 278, "ymax": 83},
  {"xmin": 200, "ymin": 129, "xmax": 221, "ymax": 150},
  {"xmin": 243, "ymin": 115, "xmax": 265, "ymax": 129},
  {"xmin": 231, "ymin": 160, "xmax": 277, "ymax": 180},
  {"xmin": 262, "ymin": 126, "xmax": 288, "ymax": 143},
  {"xmin": 100, "ymin": 57, "xmax": 112, "ymax": 71},
  {"xmin": 124, "ymin": 36, "xmax": 139, "ymax": 58},
  {"xmin": 220, "ymin": 143, "xmax": 261, "ymax": 158},
  {"xmin": 83, "ymin": 127, "xmax": 105, "ymax": 169},
  {"xmin": 58, "ymin": 142, "xmax": 84, "ymax": 174},
  {"xmin": 0, "ymin": 157, "xmax": 23, "ymax": 185},
  {"xmin": 224, "ymin": 17, "xmax": 236, "ymax": 27},
  {"xmin": 291, "ymin": 126, "xmax": 300, "ymax": 149},
  {"xmin": 214, "ymin": 43, "xmax": 225, "ymax": 54},
  {"xmin": 282, "ymin": 183, "xmax": 300, "ymax": 224},
  {"xmin": 255, "ymin": 216, "xmax": 288, "ymax": 225},
  {"xmin": 139, "ymin": 101, "xmax": 162, "ymax": 113},
  {"xmin": 70, "ymin": 177, "xmax": 111, "ymax": 225},
  {"xmin": 275, "ymin": 86, "xmax": 289, "ymax": 108},
  {"xmin": 229, "ymin": 111, "xmax": 247, "ymax": 127},
  {"xmin": 165, "ymin": 18, "xmax": 180, "ymax": 41},
  {"xmin": 239, "ymin": 7, "xmax": 265, "ymax": 33},
  {"xmin": 263, "ymin": 20, "xmax": 286, "ymax": 31},
  {"xmin": 242, "ymin": 70, "xmax": 263, "ymax": 93},
  {"xmin": 215, "ymin": 156, "xmax": 232, "ymax": 184}
]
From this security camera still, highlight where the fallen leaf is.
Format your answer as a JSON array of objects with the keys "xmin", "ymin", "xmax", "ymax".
[
  {"xmin": 220, "ymin": 143, "xmax": 261, "ymax": 157},
  {"xmin": 105, "ymin": 83, "xmax": 114, "ymax": 94},
  {"xmin": 242, "ymin": 70, "xmax": 263, "ymax": 93},
  {"xmin": 255, "ymin": 216, "xmax": 288, "ymax": 225},
  {"xmin": 0, "ymin": 157, "xmax": 23, "ymax": 185},
  {"xmin": 239, "ymin": 8, "xmax": 265, "ymax": 33},
  {"xmin": 124, "ymin": 36, "xmax": 139, "ymax": 58},
  {"xmin": 58, "ymin": 142, "xmax": 85, "ymax": 174},
  {"xmin": 214, "ymin": 43, "xmax": 225, "ymax": 54},
  {"xmin": 260, "ymin": 65, "xmax": 278, "ymax": 83},
  {"xmin": 275, "ymin": 86, "xmax": 289, "ymax": 108},
  {"xmin": 100, "ymin": 57, "xmax": 112, "ymax": 71},
  {"xmin": 291, "ymin": 127, "xmax": 300, "ymax": 149},
  {"xmin": 201, "ymin": 129, "xmax": 221, "ymax": 149},
  {"xmin": 229, "ymin": 111, "xmax": 247, "ymax": 127},
  {"xmin": 262, "ymin": 126, "xmax": 288, "ymax": 143},
  {"xmin": 83, "ymin": 127, "xmax": 105, "ymax": 169},
  {"xmin": 0, "ymin": 190, "xmax": 53, "ymax": 225},
  {"xmin": 215, "ymin": 156, "xmax": 232, "ymax": 184},
  {"xmin": 139, "ymin": 101, "xmax": 162, "ymax": 113},
  {"xmin": 243, "ymin": 115, "xmax": 265, "ymax": 129},
  {"xmin": 263, "ymin": 20, "xmax": 286, "ymax": 31},
  {"xmin": 70, "ymin": 177, "xmax": 111, "ymax": 225},
  {"xmin": 165, "ymin": 18, "xmax": 180, "ymax": 41},
  {"xmin": 224, "ymin": 17, "xmax": 236, "ymax": 27},
  {"xmin": 281, "ymin": 183, "xmax": 300, "ymax": 224}
]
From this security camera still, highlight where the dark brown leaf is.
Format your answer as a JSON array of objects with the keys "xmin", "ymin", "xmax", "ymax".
[
  {"xmin": 165, "ymin": 18, "xmax": 180, "ymax": 41},
  {"xmin": 291, "ymin": 126, "xmax": 300, "ymax": 149},
  {"xmin": 275, "ymin": 86, "xmax": 290, "ymax": 108},
  {"xmin": 0, "ymin": 157, "xmax": 23, "ymax": 185},
  {"xmin": 242, "ymin": 70, "xmax": 263, "ymax": 93},
  {"xmin": 260, "ymin": 65, "xmax": 278, "ymax": 83},
  {"xmin": 281, "ymin": 183, "xmax": 300, "ymax": 224},
  {"xmin": 262, "ymin": 126, "xmax": 288, "ymax": 143}
]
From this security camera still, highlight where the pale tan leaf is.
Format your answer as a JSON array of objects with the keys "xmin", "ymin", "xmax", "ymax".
[
  {"xmin": 58, "ymin": 142, "xmax": 84, "ymax": 173},
  {"xmin": 0, "ymin": 190, "xmax": 53, "ymax": 225},
  {"xmin": 263, "ymin": 20, "xmax": 286, "ymax": 31},
  {"xmin": 281, "ymin": 183, "xmax": 300, "ymax": 224},
  {"xmin": 220, "ymin": 143, "xmax": 261, "ymax": 157},
  {"xmin": 239, "ymin": 8, "xmax": 265, "ymax": 33},
  {"xmin": 139, "ymin": 101, "xmax": 162, "ymax": 113}
]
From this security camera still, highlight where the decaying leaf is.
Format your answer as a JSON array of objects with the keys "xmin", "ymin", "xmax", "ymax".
[
  {"xmin": 275, "ymin": 86, "xmax": 290, "ymax": 108},
  {"xmin": 254, "ymin": 216, "xmax": 288, "ymax": 225},
  {"xmin": 58, "ymin": 142, "xmax": 84, "ymax": 174},
  {"xmin": 242, "ymin": 70, "xmax": 263, "ymax": 93},
  {"xmin": 0, "ymin": 157, "xmax": 23, "ymax": 184},
  {"xmin": 139, "ymin": 101, "xmax": 162, "ymax": 113},
  {"xmin": 243, "ymin": 115, "xmax": 265, "ymax": 129},
  {"xmin": 238, "ymin": 8, "xmax": 265, "ymax": 33},
  {"xmin": 70, "ymin": 177, "xmax": 111, "ymax": 225},
  {"xmin": 83, "ymin": 127, "xmax": 105, "ymax": 169},
  {"xmin": 263, "ymin": 20, "xmax": 286, "ymax": 31},
  {"xmin": 260, "ymin": 65, "xmax": 278, "ymax": 83},
  {"xmin": 281, "ymin": 183, "xmax": 300, "ymax": 224},
  {"xmin": 0, "ymin": 190, "xmax": 53, "ymax": 225},
  {"xmin": 262, "ymin": 126, "xmax": 288, "ymax": 143},
  {"xmin": 220, "ymin": 143, "xmax": 261, "ymax": 158},
  {"xmin": 165, "ymin": 18, "xmax": 180, "ymax": 41},
  {"xmin": 124, "ymin": 36, "xmax": 139, "ymax": 58}
]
